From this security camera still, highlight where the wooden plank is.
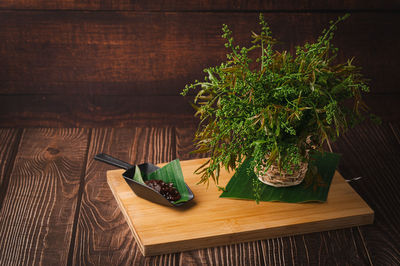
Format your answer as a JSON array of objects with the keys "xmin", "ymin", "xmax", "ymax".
[
  {"xmin": 0, "ymin": 12, "xmax": 398, "ymax": 96},
  {"xmin": 389, "ymin": 122, "xmax": 400, "ymax": 145},
  {"xmin": 175, "ymin": 218, "xmax": 373, "ymax": 265},
  {"xmin": 0, "ymin": 129, "xmax": 20, "ymax": 191},
  {"xmin": 0, "ymin": 129, "xmax": 89, "ymax": 265},
  {"xmin": 0, "ymin": 95, "xmax": 196, "ymax": 127},
  {"xmin": 182, "ymin": 231, "xmax": 371, "ymax": 265},
  {"xmin": 175, "ymin": 125, "xmax": 204, "ymax": 160},
  {"xmin": 175, "ymin": 125, "xmax": 373, "ymax": 265},
  {"xmin": 0, "ymin": 0, "xmax": 398, "ymax": 11},
  {"xmin": 331, "ymin": 121, "xmax": 400, "ymax": 265},
  {"xmin": 0, "ymin": 129, "xmax": 22, "ymax": 210},
  {"xmin": 1, "ymin": 94, "xmax": 397, "ymax": 128},
  {"xmin": 107, "ymin": 158, "xmax": 374, "ymax": 256},
  {"xmin": 363, "ymin": 94, "xmax": 400, "ymax": 122},
  {"xmin": 72, "ymin": 128, "xmax": 179, "ymax": 265},
  {"xmin": 0, "ymin": 94, "xmax": 398, "ymax": 128}
]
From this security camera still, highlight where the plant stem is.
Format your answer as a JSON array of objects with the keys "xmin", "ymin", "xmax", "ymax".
[{"xmin": 261, "ymin": 39, "xmax": 264, "ymax": 72}]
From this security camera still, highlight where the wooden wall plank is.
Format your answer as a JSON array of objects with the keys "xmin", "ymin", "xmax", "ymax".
[
  {"xmin": 0, "ymin": 129, "xmax": 89, "ymax": 265},
  {"xmin": 363, "ymin": 94, "xmax": 400, "ymax": 122},
  {"xmin": 175, "ymin": 126, "xmax": 205, "ymax": 160},
  {"xmin": 0, "ymin": 12, "xmax": 398, "ymax": 96},
  {"xmin": 0, "ymin": 0, "xmax": 398, "ymax": 11},
  {"xmin": 331, "ymin": 121, "xmax": 400, "ymax": 265},
  {"xmin": 0, "ymin": 95, "xmax": 197, "ymax": 127},
  {"xmin": 72, "ymin": 127, "xmax": 178, "ymax": 265},
  {"xmin": 0, "ymin": 94, "xmax": 397, "ymax": 128},
  {"xmin": 0, "ymin": 11, "xmax": 398, "ymax": 126},
  {"xmin": 0, "ymin": 93, "xmax": 398, "ymax": 128},
  {"xmin": 0, "ymin": 95, "xmax": 400, "ymax": 128},
  {"xmin": 175, "ymin": 125, "xmax": 372, "ymax": 265}
]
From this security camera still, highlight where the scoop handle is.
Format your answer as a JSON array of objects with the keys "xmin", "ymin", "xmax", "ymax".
[{"xmin": 94, "ymin": 153, "xmax": 133, "ymax": 170}]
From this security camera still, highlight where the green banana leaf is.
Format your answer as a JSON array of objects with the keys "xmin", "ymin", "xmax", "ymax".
[
  {"xmin": 220, "ymin": 152, "xmax": 341, "ymax": 203},
  {"xmin": 132, "ymin": 165, "xmax": 145, "ymax": 183},
  {"xmin": 133, "ymin": 159, "xmax": 191, "ymax": 204}
]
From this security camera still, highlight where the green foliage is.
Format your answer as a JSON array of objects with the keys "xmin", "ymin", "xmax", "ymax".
[{"xmin": 181, "ymin": 14, "xmax": 371, "ymax": 186}]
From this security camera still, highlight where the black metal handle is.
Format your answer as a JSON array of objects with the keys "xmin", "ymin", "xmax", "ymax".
[{"xmin": 94, "ymin": 153, "xmax": 133, "ymax": 170}]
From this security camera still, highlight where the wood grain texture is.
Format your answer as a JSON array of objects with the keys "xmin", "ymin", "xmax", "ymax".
[
  {"xmin": 0, "ymin": 0, "xmax": 398, "ymax": 11},
  {"xmin": 0, "ymin": 95, "xmax": 196, "ymax": 127},
  {"xmin": 0, "ymin": 124, "xmax": 397, "ymax": 264},
  {"xmin": 390, "ymin": 122, "xmax": 400, "ymax": 146},
  {"xmin": 0, "ymin": 11, "xmax": 398, "ymax": 126},
  {"xmin": 363, "ymin": 94, "xmax": 400, "ymax": 122},
  {"xmin": 72, "ymin": 127, "xmax": 179, "ymax": 265},
  {"xmin": 175, "ymin": 125, "xmax": 204, "ymax": 160},
  {"xmin": 174, "ymin": 126, "xmax": 374, "ymax": 265},
  {"xmin": 0, "ymin": 129, "xmax": 21, "ymax": 209},
  {"xmin": 331, "ymin": 121, "xmax": 400, "ymax": 265},
  {"xmin": 1, "ymin": 94, "xmax": 397, "ymax": 128},
  {"xmin": 0, "ymin": 129, "xmax": 89, "ymax": 265},
  {"xmin": 0, "ymin": 12, "xmax": 398, "ymax": 96}
]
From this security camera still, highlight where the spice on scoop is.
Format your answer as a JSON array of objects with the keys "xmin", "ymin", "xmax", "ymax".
[{"xmin": 144, "ymin": 179, "xmax": 181, "ymax": 202}]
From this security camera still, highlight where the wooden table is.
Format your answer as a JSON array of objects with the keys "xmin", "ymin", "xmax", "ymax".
[{"xmin": 0, "ymin": 121, "xmax": 399, "ymax": 265}]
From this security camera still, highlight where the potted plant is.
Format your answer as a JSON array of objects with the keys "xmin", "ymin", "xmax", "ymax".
[{"xmin": 181, "ymin": 14, "xmax": 372, "ymax": 188}]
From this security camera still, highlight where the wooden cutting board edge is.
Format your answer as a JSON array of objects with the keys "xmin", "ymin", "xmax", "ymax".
[{"xmin": 142, "ymin": 212, "xmax": 373, "ymax": 256}]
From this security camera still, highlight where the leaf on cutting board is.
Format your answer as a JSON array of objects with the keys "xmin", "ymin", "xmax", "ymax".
[{"xmin": 219, "ymin": 151, "xmax": 341, "ymax": 203}]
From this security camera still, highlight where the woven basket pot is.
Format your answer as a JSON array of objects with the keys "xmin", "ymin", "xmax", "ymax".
[{"xmin": 254, "ymin": 159, "xmax": 309, "ymax": 187}]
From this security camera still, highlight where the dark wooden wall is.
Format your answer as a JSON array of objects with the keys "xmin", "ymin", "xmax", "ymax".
[{"xmin": 1, "ymin": 1, "xmax": 399, "ymax": 127}]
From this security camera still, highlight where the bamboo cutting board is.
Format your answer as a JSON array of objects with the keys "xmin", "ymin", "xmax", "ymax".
[{"xmin": 107, "ymin": 158, "xmax": 374, "ymax": 256}]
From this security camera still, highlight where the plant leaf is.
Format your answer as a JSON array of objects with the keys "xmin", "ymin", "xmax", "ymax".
[{"xmin": 220, "ymin": 152, "xmax": 341, "ymax": 203}]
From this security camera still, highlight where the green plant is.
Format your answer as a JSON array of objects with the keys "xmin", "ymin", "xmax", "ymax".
[{"xmin": 181, "ymin": 14, "xmax": 371, "ymax": 186}]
